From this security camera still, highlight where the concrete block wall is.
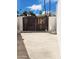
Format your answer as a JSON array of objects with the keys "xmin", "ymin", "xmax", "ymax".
[
  {"xmin": 17, "ymin": 16, "xmax": 57, "ymax": 34},
  {"xmin": 17, "ymin": 16, "xmax": 23, "ymax": 33},
  {"xmin": 48, "ymin": 16, "xmax": 57, "ymax": 34}
]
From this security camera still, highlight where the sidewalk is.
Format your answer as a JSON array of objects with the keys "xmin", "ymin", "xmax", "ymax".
[{"xmin": 17, "ymin": 34, "xmax": 30, "ymax": 59}]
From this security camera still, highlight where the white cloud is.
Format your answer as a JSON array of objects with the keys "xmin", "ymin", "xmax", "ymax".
[{"xmin": 27, "ymin": 4, "xmax": 42, "ymax": 11}]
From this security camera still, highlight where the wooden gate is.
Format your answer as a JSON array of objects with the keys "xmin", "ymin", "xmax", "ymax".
[{"xmin": 23, "ymin": 16, "xmax": 48, "ymax": 32}]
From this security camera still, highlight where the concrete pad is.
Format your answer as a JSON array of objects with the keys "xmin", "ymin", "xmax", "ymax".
[{"xmin": 21, "ymin": 33, "xmax": 59, "ymax": 59}]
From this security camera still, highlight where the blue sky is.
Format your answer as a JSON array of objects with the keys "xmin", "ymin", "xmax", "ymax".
[{"xmin": 17, "ymin": 0, "xmax": 57, "ymax": 15}]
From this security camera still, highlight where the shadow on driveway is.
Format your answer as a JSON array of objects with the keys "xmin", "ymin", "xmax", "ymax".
[{"xmin": 17, "ymin": 34, "xmax": 30, "ymax": 59}]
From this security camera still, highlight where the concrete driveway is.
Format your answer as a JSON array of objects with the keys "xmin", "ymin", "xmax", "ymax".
[{"xmin": 21, "ymin": 33, "xmax": 59, "ymax": 59}]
